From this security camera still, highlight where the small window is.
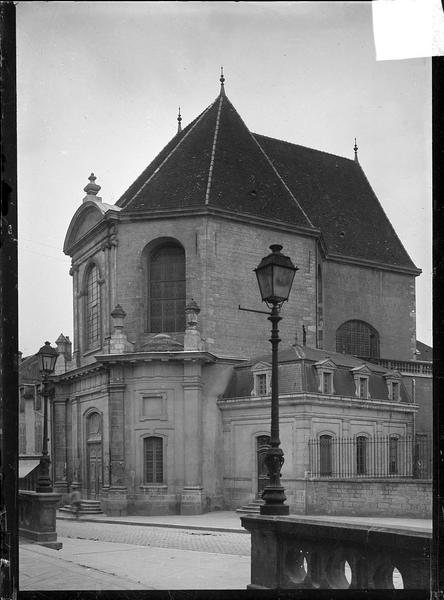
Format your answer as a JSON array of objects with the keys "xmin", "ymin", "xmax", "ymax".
[
  {"xmin": 19, "ymin": 389, "xmax": 25, "ymax": 413},
  {"xmin": 256, "ymin": 374, "xmax": 268, "ymax": 396},
  {"xmin": 359, "ymin": 377, "xmax": 368, "ymax": 398},
  {"xmin": 356, "ymin": 436, "xmax": 367, "ymax": 475},
  {"xmin": 323, "ymin": 372, "xmax": 332, "ymax": 394},
  {"xmin": 144, "ymin": 436, "xmax": 163, "ymax": 484},
  {"xmin": 389, "ymin": 437, "xmax": 398, "ymax": 474},
  {"xmin": 389, "ymin": 381, "xmax": 400, "ymax": 401}
]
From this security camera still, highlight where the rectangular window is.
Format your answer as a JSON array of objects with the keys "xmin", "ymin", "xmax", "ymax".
[
  {"xmin": 359, "ymin": 378, "xmax": 368, "ymax": 398},
  {"xmin": 323, "ymin": 372, "xmax": 332, "ymax": 394},
  {"xmin": 144, "ymin": 437, "xmax": 163, "ymax": 484},
  {"xmin": 389, "ymin": 382, "xmax": 399, "ymax": 401},
  {"xmin": 19, "ymin": 390, "xmax": 25, "ymax": 413},
  {"xmin": 256, "ymin": 374, "xmax": 267, "ymax": 396}
]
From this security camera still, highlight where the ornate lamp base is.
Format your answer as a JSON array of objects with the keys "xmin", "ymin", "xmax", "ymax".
[{"xmin": 260, "ymin": 486, "xmax": 290, "ymax": 515}]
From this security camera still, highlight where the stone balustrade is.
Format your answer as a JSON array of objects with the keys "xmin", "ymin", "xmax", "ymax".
[{"xmin": 241, "ymin": 514, "xmax": 431, "ymax": 589}]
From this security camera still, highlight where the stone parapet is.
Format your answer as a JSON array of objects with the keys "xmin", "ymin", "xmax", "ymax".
[{"xmin": 241, "ymin": 514, "xmax": 431, "ymax": 589}]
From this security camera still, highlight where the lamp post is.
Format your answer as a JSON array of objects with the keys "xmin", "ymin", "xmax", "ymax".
[
  {"xmin": 35, "ymin": 341, "xmax": 58, "ymax": 493},
  {"xmin": 254, "ymin": 244, "xmax": 298, "ymax": 515}
]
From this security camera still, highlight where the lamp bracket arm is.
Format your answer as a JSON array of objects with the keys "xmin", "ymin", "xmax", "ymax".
[{"xmin": 238, "ymin": 305, "xmax": 271, "ymax": 316}]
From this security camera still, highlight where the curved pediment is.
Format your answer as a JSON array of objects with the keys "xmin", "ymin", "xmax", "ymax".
[{"xmin": 63, "ymin": 200, "xmax": 119, "ymax": 255}]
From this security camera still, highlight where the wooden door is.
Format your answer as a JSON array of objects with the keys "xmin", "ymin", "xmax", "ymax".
[
  {"xmin": 87, "ymin": 442, "xmax": 102, "ymax": 499},
  {"xmin": 257, "ymin": 435, "xmax": 270, "ymax": 497}
]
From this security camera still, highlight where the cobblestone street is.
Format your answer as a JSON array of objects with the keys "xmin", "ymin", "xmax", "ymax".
[{"xmin": 56, "ymin": 519, "xmax": 251, "ymax": 556}]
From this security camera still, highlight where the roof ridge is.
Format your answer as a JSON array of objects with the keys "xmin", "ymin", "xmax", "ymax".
[
  {"xmin": 205, "ymin": 94, "xmax": 224, "ymax": 204},
  {"xmin": 129, "ymin": 99, "xmax": 218, "ymax": 205},
  {"xmin": 253, "ymin": 132, "xmax": 356, "ymax": 164},
  {"xmin": 251, "ymin": 134, "xmax": 315, "ymax": 229}
]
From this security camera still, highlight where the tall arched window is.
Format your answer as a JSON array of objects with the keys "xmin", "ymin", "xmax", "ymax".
[
  {"xmin": 319, "ymin": 434, "xmax": 333, "ymax": 477},
  {"xmin": 356, "ymin": 436, "xmax": 367, "ymax": 475},
  {"xmin": 336, "ymin": 320, "xmax": 380, "ymax": 358},
  {"xmin": 389, "ymin": 436, "xmax": 398, "ymax": 475},
  {"xmin": 148, "ymin": 243, "xmax": 185, "ymax": 333},
  {"xmin": 144, "ymin": 436, "xmax": 163, "ymax": 484},
  {"xmin": 85, "ymin": 264, "xmax": 101, "ymax": 349}
]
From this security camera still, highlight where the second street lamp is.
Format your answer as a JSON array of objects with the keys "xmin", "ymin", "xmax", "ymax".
[
  {"xmin": 254, "ymin": 244, "xmax": 298, "ymax": 515},
  {"xmin": 35, "ymin": 341, "xmax": 58, "ymax": 493}
]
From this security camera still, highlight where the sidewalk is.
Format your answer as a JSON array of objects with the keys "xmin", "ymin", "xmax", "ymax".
[
  {"xmin": 20, "ymin": 511, "xmax": 432, "ymax": 591},
  {"xmin": 56, "ymin": 509, "xmax": 432, "ymax": 534}
]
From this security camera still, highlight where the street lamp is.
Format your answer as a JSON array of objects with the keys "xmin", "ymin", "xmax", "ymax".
[
  {"xmin": 35, "ymin": 341, "xmax": 58, "ymax": 493},
  {"xmin": 255, "ymin": 244, "xmax": 298, "ymax": 515}
]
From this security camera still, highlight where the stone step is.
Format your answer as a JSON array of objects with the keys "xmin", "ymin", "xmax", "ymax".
[
  {"xmin": 236, "ymin": 499, "xmax": 264, "ymax": 514},
  {"xmin": 59, "ymin": 499, "xmax": 103, "ymax": 515}
]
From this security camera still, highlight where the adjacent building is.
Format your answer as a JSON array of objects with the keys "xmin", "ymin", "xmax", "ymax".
[{"xmin": 47, "ymin": 76, "xmax": 431, "ymax": 516}]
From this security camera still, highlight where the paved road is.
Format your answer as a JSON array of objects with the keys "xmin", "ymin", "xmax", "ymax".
[{"xmin": 56, "ymin": 519, "xmax": 251, "ymax": 556}]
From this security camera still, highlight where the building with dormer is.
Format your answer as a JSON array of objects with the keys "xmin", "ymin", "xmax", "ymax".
[{"xmin": 50, "ymin": 75, "xmax": 431, "ymax": 516}]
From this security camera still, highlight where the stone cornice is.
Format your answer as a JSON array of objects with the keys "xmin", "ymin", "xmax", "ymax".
[
  {"xmin": 95, "ymin": 350, "xmax": 246, "ymax": 366},
  {"xmin": 120, "ymin": 205, "xmax": 321, "ymax": 240},
  {"xmin": 325, "ymin": 251, "xmax": 421, "ymax": 277},
  {"xmin": 217, "ymin": 392, "xmax": 418, "ymax": 413}
]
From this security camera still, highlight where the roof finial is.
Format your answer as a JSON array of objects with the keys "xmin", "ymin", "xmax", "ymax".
[
  {"xmin": 220, "ymin": 66, "xmax": 225, "ymax": 96},
  {"xmin": 354, "ymin": 137, "xmax": 359, "ymax": 163},
  {"xmin": 177, "ymin": 106, "xmax": 182, "ymax": 134},
  {"xmin": 83, "ymin": 173, "xmax": 101, "ymax": 196}
]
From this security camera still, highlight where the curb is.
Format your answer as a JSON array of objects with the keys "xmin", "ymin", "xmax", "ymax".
[{"xmin": 56, "ymin": 514, "xmax": 249, "ymax": 534}]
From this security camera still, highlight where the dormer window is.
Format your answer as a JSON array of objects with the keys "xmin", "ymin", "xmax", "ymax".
[
  {"xmin": 251, "ymin": 362, "xmax": 272, "ymax": 397},
  {"xmin": 314, "ymin": 358, "xmax": 336, "ymax": 395},
  {"xmin": 351, "ymin": 365, "xmax": 371, "ymax": 400},
  {"xmin": 358, "ymin": 377, "xmax": 368, "ymax": 398},
  {"xmin": 322, "ymin": 372, "xmax": 332, "ymax": 394},
  {"xmin": 256, "ymin": 373, "xmax": 268, "ymax": 396},
  {"xmin": 384, "ymin": 371, "xmax": 402, "ymax": 402}
]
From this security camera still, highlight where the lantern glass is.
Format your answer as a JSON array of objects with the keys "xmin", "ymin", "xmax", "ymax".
[
  {"xmin": 37, "ymin": 342, "xmax": 58, "ymax": 374},
  {"xmin": 272, "ymin": 265, "xmax": 296, "ymax": 301},
  {"xmin": 255, "ymin": 245, "xmax": 297, "ymax": 305}
]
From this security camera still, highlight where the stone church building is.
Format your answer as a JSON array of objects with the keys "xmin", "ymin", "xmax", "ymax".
[{"xmin": 50, "ymin": 76, "xmax": 429, "ymax": 516}]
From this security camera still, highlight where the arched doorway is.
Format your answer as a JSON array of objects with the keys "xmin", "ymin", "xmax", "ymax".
[
  {"xmin": 256, "ymin": 435, "xmax": 270, "ymax": 497},
  {"xmin": 86, "ymin": 412, "xmax": 102, "ymax": 499}
]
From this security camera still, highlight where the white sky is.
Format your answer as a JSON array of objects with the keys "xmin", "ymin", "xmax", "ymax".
[{"xmin": 16, "ymin": 1, "xmax": 432, "ymax": 357}]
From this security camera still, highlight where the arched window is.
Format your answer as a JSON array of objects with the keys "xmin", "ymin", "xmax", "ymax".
[
  {"xmin": 319, "ymin": 434, "xmax": 333, "ymax": 477},
  {"xmin": 85, "ymin": 264, "xmax": 101, "ymax": 349},
  {"xmin": 389, "ymin": 436, "xmax": 398, "ymax": 475},
  {"xmin": 148, "ymin": 243, "xmax": 185, "ymax": 333},
  {"xmin": 144, "ymin": 436, "xmax": 163, "ymax": 484},
  {"xmin": 356, "ymin": 436, "xmax": 367, "ymax": 475},
  {"xmin": 336, "ymin": 320, "xmax": 380, "ymax": 358}
]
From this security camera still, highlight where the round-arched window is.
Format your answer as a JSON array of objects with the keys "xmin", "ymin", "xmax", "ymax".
[
  {"xmin": 148, "ymin": 243, "xmax": 185, "ymax": 333},
  {"xmin": 336, "ymin": 320, "xmax": 380, "ymax": 358}
]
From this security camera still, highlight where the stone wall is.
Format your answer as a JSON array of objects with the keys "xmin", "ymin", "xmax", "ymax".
[
  {"xmin": 322, "ymin": 260, "xmax": 417, "ymax": 361},
  {"xmin": 305, "ymin": 478, "xmax": 432, "ymax": 518}
]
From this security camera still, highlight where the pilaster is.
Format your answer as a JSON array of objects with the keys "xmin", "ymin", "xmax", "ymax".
[{"xmin": 53, "ymin": 395, "xmax": 68, "ymax": 496}]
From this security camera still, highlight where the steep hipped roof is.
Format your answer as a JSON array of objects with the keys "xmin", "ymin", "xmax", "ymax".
[{"xmin": 117, "ymin": 87, "xmax": 417, "ymax": 272}]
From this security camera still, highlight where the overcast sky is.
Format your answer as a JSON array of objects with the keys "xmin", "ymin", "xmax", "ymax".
[{"xmin": 16, "ymin": 1, "xmax": 432, "ymax": 357}]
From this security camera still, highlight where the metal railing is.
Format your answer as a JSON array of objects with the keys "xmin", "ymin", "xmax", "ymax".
[{"xmin": 308, "ymin": 435, "xmax": 431, "ymax": 479}]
